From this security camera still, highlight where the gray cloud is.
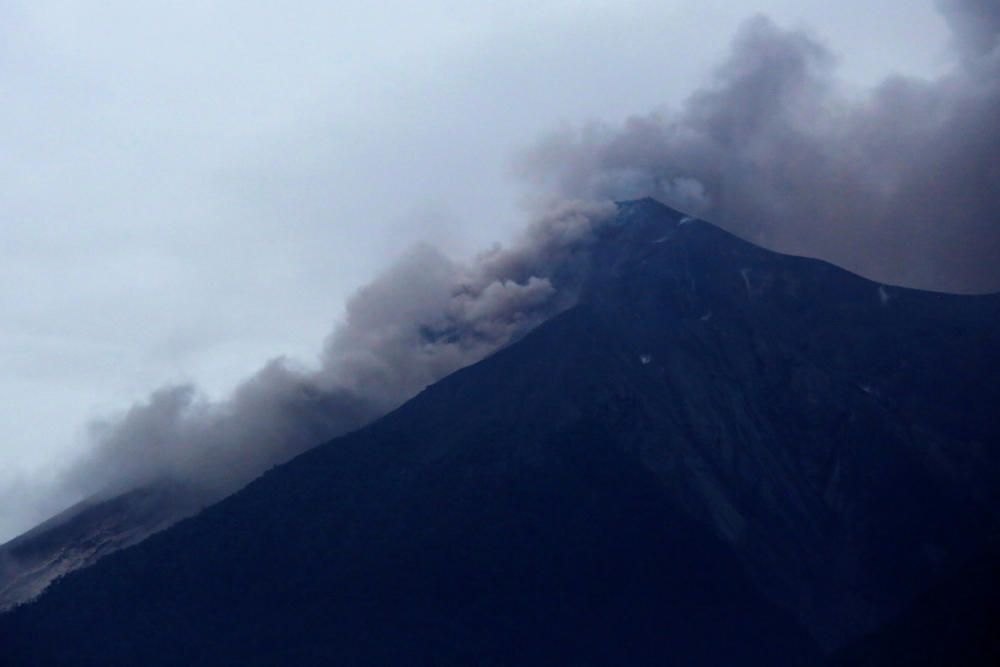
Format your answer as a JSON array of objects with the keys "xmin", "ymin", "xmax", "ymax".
[
  {"xmin": 58, "ymin": 201, "xmax": 615, "ymax": 506},
  {"xmin": 519, "ymin": 0, "xmax": 1000, "ymax": 293},
  {"xmin": 939, "ymin": 0, "xmax": 1000, "ymax": 57}
]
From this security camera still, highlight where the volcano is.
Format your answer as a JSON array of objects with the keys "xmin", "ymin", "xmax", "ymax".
[{"xmin": 2, "ymin": 199, "xmax": 998, "ymax": 665}]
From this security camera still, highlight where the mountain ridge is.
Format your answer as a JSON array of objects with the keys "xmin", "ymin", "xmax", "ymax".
[{"xmin": 2, "ymin": 198, "xmax": 998, "ymax": 664}]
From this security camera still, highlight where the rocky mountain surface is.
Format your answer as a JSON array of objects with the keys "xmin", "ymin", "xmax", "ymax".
[{"xmin": 0, "ymin": 482, "xmax": 201, "ymax": 612}]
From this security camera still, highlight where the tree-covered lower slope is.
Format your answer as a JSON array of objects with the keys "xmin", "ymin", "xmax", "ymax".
[{"xmin": 2, "ymin": 199, "xmax": 998, "ymax": 664}]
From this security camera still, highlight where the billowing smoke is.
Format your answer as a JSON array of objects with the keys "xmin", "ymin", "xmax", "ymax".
[
  {"xmin": 519, "ymin": 0, "xmax": 1000, "ymax": 293},
  {"xmin": 55, "ymin": 201, "xmax": 615, "ymax": 509}
]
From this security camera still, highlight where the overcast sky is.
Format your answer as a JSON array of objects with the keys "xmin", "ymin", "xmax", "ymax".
[{"xmin": 0, "ymin": 0, "xmax": 955, "ymax": 540}]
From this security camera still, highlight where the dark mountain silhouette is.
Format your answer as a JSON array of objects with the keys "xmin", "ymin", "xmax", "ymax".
[
  {"xmin": 830, "ymin": 547, "xmax": 1000, "ymax": 666},
  {"xmin": 2, "ymin": 199, "xmax": 998, "ymax": 665}
]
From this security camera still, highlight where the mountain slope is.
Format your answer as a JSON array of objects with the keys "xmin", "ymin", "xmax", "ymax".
[
  {"xmin": 830, "ymin": 547, "xmax": 1000, "ymax": 666},
  {"xmin": 2, "ymin": 199, "xmax": 998, "ymax": 664},
  {"xmin": 0, "ymin": 305, "xmax": 821, "ymax": 665},
  {"xmin": 575, "ymin": 200, "xmax": 1000, "ymax": 646},
  {"xmin": 0, "ymin": 483, "xmax": 201, "ymax": 612}
]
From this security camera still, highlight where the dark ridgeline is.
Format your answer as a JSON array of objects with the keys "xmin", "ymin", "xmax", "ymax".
[{"xmin": 1, "ymin": 199, "xmax": 998, "ymax": 665}]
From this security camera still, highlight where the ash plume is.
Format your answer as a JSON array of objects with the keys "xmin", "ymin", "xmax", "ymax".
[
  {"xmin": 53, "ymin": 201, "xmax": 615, "ymax": 510},
  {"xmin": 519, "ymin": 0, "xmax": 1000, "ymax": 293}
]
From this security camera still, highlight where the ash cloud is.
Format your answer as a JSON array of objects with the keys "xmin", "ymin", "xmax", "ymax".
[
  {"xmin": 519, "ymin": 0, "xmax": 1000, "ymax": 293},
  {"xmin": 55, "ymin": 201, "xmax": 615, "ymax": 509}
]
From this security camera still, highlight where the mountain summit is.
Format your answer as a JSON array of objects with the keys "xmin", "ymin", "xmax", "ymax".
[{"xmin": 2, "ymin": 199, "xmax": 998, "ymax": 665}]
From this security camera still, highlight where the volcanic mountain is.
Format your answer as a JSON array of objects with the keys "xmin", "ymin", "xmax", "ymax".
[{"xmin": 2, "ymin": 199, "xmax": 998, "ymax": 665}]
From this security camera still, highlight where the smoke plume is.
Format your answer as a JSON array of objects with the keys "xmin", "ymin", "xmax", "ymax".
[
  {"xmin": 519, "ymin": 0, "xmax": 1000, "ymax": 293},
  {"xmin": 53, "ymin": 201, "xmax": 615, "ymax": 509}
]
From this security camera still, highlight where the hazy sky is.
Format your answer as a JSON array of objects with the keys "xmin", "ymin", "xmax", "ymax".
[{"xmin": 0, "ymin": 0, "xmax": 954, "ymax": 539}]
